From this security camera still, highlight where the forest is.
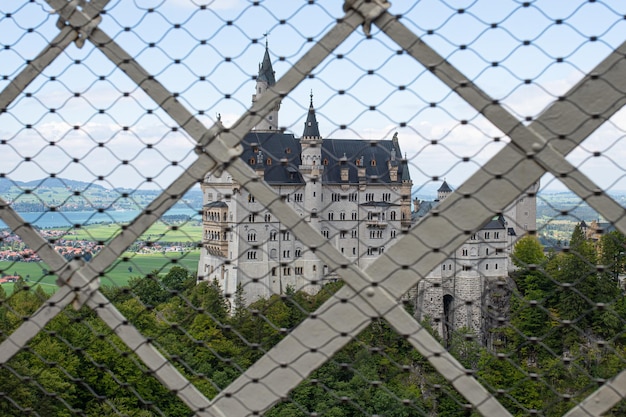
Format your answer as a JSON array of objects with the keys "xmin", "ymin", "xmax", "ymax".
[{"xmin": 1, "ymin": 224, "xmax": 626, "ymax": 416}]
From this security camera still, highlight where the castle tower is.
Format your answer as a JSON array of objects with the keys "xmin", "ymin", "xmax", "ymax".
[
  {"xmin": 252, "ymin": 39, "xmax": 280, "ymax": 131},
  {"xmin": 400, "ymin": 156, "xmax": 413, "ymax": 230},
  {"xmin": 437, "ymin": 180, "xmax": 452, "ymax": 202},
  {"xmin": 299, "ymin": 92, "xmax": 323, "ymax": 221}
]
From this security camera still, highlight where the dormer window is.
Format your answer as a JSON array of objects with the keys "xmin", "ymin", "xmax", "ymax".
[
  {"xmin": 371, "ymin": 159, "xmax": 376, "ymax": 166},
  {"xmin": 356, "ymin": 159, "xmax": 361, "ymax": 166},
  {"xmin": 266, "ymin": 158, "xmax": 272, "ymax": 165},
  {"xmin": 285, "ymin": 147, "xmax": 291, "ymax": 154},
  {"xmin": 249, "ymin": 157, "xmax": 255, "ymax": 165},
  {"xmin": 323, "ymin": 158, "xmax": 329, "ymax": 165}
]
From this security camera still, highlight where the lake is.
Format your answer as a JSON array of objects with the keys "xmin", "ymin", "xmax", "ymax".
[{"xmin": 0, "ymin": 208, "xmax": 201, "ymax": 229}]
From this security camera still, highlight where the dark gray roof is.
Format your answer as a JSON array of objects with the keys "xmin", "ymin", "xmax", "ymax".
[
  {"xmin": 242, "ymin": 131, "xmax": 303, "ymax": 184},
  {"xmin": 258, "ymin": 45, "xmax": 276, "ymax": 86},
  {"xmin": 597, "ymin": 222, "xmax": 616, "ymax": 233},
  {"xmin": 241, "ymin": 131, "xmax": 410, "ymax": 185},
  {"xmin": 302, "ymin": 95, "xmax": 320, "ymax": 137},
  {"xmin": 412, "ymin": 200, "xmax": 435, "ymax": 220},
  {"xmin": 438, "ymin": 180, "xmax": 452, "ymax": 192},
  {"xmin": 204, "ymin": 201, "xmax": 228, "ymax": 208},
  {"xmin": 483, "ymin": 215, "xmax": 506, "ymax": 230},
  {"xmin": 361, "ymin": 201, "xmax": 400, "ymax": 207}
]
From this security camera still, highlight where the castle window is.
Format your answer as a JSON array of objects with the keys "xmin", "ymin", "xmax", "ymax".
[
  {"xmin": 391, "ymin": 230, "xmax": 396, "ymax": 238},
  {"xmin": 285, "ymin": 147, "xmax": 291, "ymax": 154},
  {"xmin": 484, "ymin": 232, "xmax": 490, "ymax": 239},
  {"xmin": 283, "ymin": 267, "xmax": 291, "ymax": 276},
  {"xmin": 462, "ymin": 249, "xmax": 468, "ymax": 256},
  {"xmin": 249, "ymin": 157, "xmax": 255, "ymax": 165},
  {"xmin": 352, "ymin": 211, "xmax": 358, "ymax": 220},
  {"xmin": 247, "ymin": 250, "xmax": 257, "ymax": 260},
  {"xmin": 367, "ymin": 247, "xmax": 374, "ymax": 256},
  {"xmin": 295, "ymin": 248, "xmax": 302, "ymax": 257},
  {"xmin": 313, "ymin": 265, "xmax": 317, "ymax": 272},
  {"xmin": 486, "ymin": 248, "xmax": 489, "ymax": 256},
  {"xmin": 349, "ymin": 193, "xmax": 358, "ymax": 202},
  {"xmin": 371, "ymin": 159, "xmax": 376, "ymax": 166},
  {"xmin": 462, "ymin": 265, "xmax": 472, "ymax": 271},
  {"xmin": 267, "ymin": 158, "xmax": 272, "ymax": 165},
  {"xmin": 322, "ymin": 229, "xmax": 329, "ymax": 238},
  {"xmin": 356, "ymin": 158, "xmax": 361, "ymax": 166},
  {"xmin": 328, "ymin": 212, "xmax": 334, "ymax": 220},
  {"xmin": 282, "ymin": 231, "xmax": 290, "ymax": 240},
  {"xmin": 340, "ymin": 211, "xmax": 346, "ymax": 220},
  {"xmin": 283, "ymin": 250, "xmax": 290, "ymax": 258},
  {"xmin": 247, "ymin": 232, "xmax": 256, "ymax": 241},
  {"xmin": 495, "ymin": 263, "xmax": 498, "ymax": 270},
  {"xmin": 295, "ymin": 267, "xmax": 303, "ymax": 275},
  {"xmin": 351, "ymin": 230, "xmax": 357, "ymax": 238},
  {"xmin": 270, "ymin": 231, "xmax": 277, "ymax": 241},
  {"xmin": 207, "ymin": 192, "xmax": 213, "ymax": 201},
  {"xmin": 272, "ymin": 267, "xmax": 277, "ymax": 276},
  {"xmin": 270, "ymin": 249, "xmax": 277, "ymax": 259},
  {"xmin": 323, "ymin": 158, "xmax": 329, "ymax": 165},
  {"xmin": 265, "ymin": 214, "xmax": 271, "ymax": 222},
  {"xmin": 248, "ymin": 194, "xmax": 255, "ymax": 203},
  {"xmin": 390, "ymin": 211, "xmax": 396, "ymax": 221},
  {"xmin": 485, "ymin": 264, "xmax": 489, "ymax": 270},
  {"xmin": 340, "ymin": 231, "xmax": 346, "ymax": 239},
  {"xmin": 494, "ymin": 232, "xmax": 500, "ymax": 239}
]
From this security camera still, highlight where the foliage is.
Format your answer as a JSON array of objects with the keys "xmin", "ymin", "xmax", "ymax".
[{"xmin": 2, "ymin": 227, "xmax": 626, "ymax": 416}]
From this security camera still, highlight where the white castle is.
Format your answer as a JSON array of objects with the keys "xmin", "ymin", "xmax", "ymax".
[{"xmin": 197, "ymin": 44, "xmax": 537, "ymax": 342}]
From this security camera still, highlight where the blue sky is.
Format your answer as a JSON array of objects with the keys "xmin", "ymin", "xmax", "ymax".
[{"xmin": 1, "ymin": 0, "xmax": 625, "ymax": 196}]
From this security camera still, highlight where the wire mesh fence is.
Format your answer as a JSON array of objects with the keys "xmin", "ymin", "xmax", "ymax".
[{"xmin": 1, "ymin": 0, "xmax": 626, "ymax": 415}]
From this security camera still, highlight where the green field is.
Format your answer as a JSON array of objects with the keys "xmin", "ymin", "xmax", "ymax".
[
  {"xmin": 0, "ymin": 251, "xmax": 200, "ymax": 295},
  {"xmin": 65, "ymin": 221, "xmax": 203, "ymax": 244}
]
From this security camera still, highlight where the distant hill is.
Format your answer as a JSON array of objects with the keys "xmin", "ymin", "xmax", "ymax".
[{"xmin": 0, "ymin": 177, "xmax": 202, "ymax": 212}]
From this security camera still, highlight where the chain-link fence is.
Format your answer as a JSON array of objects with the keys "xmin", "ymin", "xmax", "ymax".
[{"xmin": 1, "ymin": 0, "xmax": 626, "ymax": 415}]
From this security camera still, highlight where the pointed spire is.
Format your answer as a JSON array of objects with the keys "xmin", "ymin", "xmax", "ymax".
[
  {"xmin": 438, "ymin": 180, "xmax": 452, "ymax": 193},
  {"xmin": 401, "ymin": 158, "xmax": 411, "ymax": 182},
  {"xmin": 257, "ymin": 37, "xmax": 276, "ymax": 86},
  {"xmin": 302, "ymin": 91, "xmax": 320, "ymax": 138}
]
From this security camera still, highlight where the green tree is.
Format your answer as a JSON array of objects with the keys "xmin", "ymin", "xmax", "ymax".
[
  {"xmin": 128, "ymin": 271, "xmax": 168, "ymax": 307},
  {"xmin": 161, "ymin": 266, "xmax": 195, "ymax": 295}
]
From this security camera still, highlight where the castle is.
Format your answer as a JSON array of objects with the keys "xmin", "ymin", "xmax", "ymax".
[
  {"xmin": 415, "ymin": 180, "xmax": 538, "ymax": 343},
  {"xmin": 197, "ymin": 44, "xmax": 537, "ymax": 341},
  {"xmin": 197, "ymin": 43, "xmax": 413, "ymax": 302}
]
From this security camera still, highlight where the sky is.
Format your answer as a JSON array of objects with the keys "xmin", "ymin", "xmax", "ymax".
[{"xmin": 0, "ymin": 0, "xmax": 625, "ymax": 197}]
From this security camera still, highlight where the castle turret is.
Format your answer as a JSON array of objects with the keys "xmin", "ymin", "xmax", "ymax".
[
  {"xmin": 299, "ymin": 92, "xmax": 323, "ymax": 220},
  {"xmin": 400, "ymin": 156, "xmax": 413, "ymax": 229},
  {"xmin": 252, "ymin": 40, "xmax": 280, "ymax": 131},
  {"xmin": 437, "ymin": 180, "xmax": 452, "ymax": 202}
]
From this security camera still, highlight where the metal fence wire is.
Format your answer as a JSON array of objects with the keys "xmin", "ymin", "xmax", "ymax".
[{"xmin": 1, "ymin": 0, "xmax": 626, "ymax": 415}]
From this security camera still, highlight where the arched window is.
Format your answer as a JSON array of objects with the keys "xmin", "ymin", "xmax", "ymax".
[
  {"xmin": 371, "ymin": 159, "xmax": 376, "ymax": 166},
  {"xmin": 249, "ymin": 157, "xmax": 255, "ymax": 165}
]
